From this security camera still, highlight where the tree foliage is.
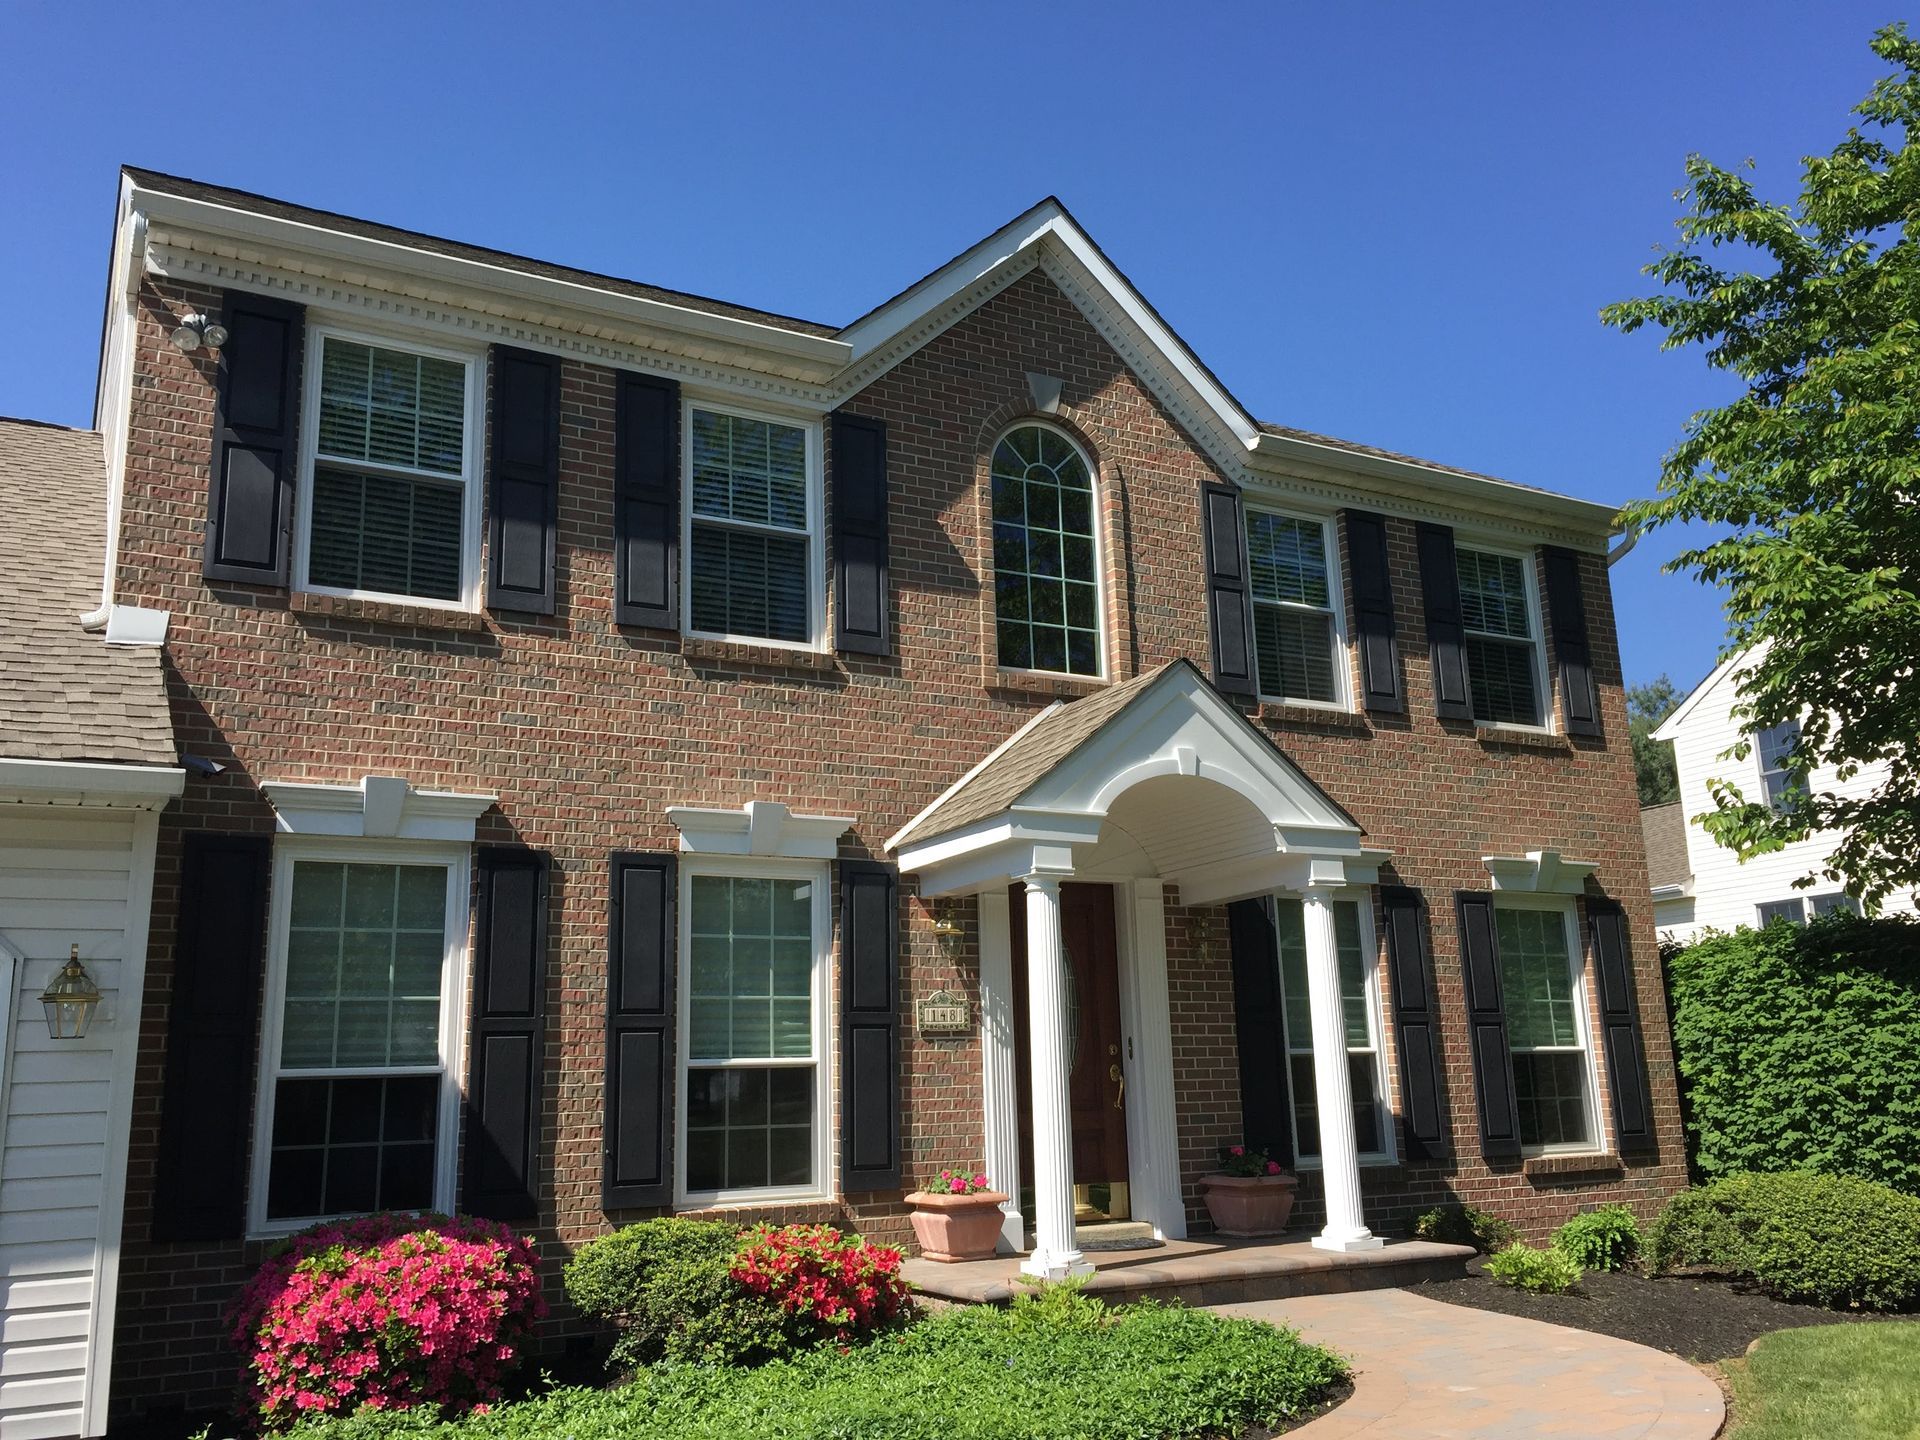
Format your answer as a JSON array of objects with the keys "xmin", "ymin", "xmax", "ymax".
[
  {"xmin": 1628, "ymin": 675, "xmax": 1681, "ymax": 806},
  {"xmin": 1605, "ymin": 25, "xmax": 1920, "ymax": 906}
]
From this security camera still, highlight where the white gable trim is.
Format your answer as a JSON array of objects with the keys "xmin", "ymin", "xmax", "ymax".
[{"xmin": 1654, "ymin": 646, "xmax": 1760, "ymax": 742}]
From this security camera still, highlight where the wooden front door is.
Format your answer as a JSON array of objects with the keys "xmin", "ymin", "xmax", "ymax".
[{"xmin": 1011, "ymin": 882, "xmax": 1130, "ymax": 1209}]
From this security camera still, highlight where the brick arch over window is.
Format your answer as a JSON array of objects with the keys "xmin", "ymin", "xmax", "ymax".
[{"xmin": 971, "ymin": 405, "xmax": 1138, "ymax": 689}]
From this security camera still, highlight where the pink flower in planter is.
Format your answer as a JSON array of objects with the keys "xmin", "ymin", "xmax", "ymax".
[
  {"xmin": 1266, "ymin": 1160, "xmax": 1283, "ymax": 1175},
  {"xmin": 1229, "ymin": 1145, "xmax": 1246, "ymax": 1157}
]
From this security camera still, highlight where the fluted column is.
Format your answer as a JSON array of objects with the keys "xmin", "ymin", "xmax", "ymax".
[
  {"xmin": 1303, "ymin": 884, "xmax": 1383, "ymax": 1252},
  {"xmin": 1020, "ymin": 875, "xmax": 1091, "ymax": 1279},
  {"xmin": 976, "ymin": 888, "xmax": 1024, "ymax": 1252}
]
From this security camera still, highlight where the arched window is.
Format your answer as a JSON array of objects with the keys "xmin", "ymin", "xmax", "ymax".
[{"xmin": 990, "ymin": 424, "xmax": 1102, "ymax": 676}]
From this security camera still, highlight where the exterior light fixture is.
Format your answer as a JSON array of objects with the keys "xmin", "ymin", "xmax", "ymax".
[
  {"xmin": 929, "ymin": 905, "xmax": 965, "ymax": 956},
  {"xmin": 40, "ymin": 946, "xmax": 102, "ymax": 1041},
  {"xmin": 169, "ymin": 313, "xmax": 228, "ymax": 353}
]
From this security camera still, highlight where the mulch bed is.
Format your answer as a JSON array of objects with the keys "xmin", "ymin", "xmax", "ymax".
[{"xmin": 1406, "ymin": 1256, "xmax": 1890, "ymax": 1362}]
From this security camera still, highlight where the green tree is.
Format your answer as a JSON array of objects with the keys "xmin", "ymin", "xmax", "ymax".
[
  {"xmin": 1628, "ymin": 675, "xmax": 1681, "ymax": 807},
  {"xmin": 1605, "ymin": 24, "xmax": 1920, "ymax": 908}
]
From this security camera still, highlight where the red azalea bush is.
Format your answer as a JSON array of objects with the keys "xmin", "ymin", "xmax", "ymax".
[
  {"xmin": 728, "ymin": 1223, "xmax": 910, "ymax": 1345},
  {"xmin": 229, "ymin": 1212, "xmax": 545, "ymax": 1428},
  {"xmin": 1217, "ymin": 1144, "xmax": 1287, "ymax": 1178}
]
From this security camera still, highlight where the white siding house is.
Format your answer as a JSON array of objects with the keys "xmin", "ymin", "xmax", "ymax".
[
  {"xmin": 0, "ymin": 421, "xmax": 181, "ymax": 1437},
  {"xmin": 1650, "ymin": 649, "xmax": 1919, "ymax": 943}
]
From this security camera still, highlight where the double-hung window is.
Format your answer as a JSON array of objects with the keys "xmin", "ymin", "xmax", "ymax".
[
  {"xmin": 1245, "ymin": 509, "xmax": 1345, "ymax": 706},
  {"xmin": 1272, "ymin": 896, "xmax": 1389, "ymax": 1161},
  {"xmin": 1757, "ymin": 898, "xmax": 1808, "ymax": 927},
  {"xmin": 1756, "ymin": 720, "xmax": 1804, "ymax": 812},
  {"xmin": 300, "ymin": 330, "xmax": 480, "ymax": 606},
  {"xmin": 1495, "ymin": 903, "xmax": 1599, "ymax": 1152},
  {"xmin": 680, "ymin": 863, "xmax": 830, "ymax": 1201},
  {"xmin": 1456, "ymin": 546, "xmax": 1546, "ymax": 726},
  {"xmin": 251, "ymin": 846, "xmax": 468, "ymax": 1232},
  {"xmin": 686, "ymin": 405, "xmax": 820, "ymax": 646},
  {"xmin": 990, "ymin": 424, "xmax": 1103, "ymax": 677}
]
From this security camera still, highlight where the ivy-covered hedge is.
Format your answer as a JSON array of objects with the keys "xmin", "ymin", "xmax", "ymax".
[{"xmin": 1665, "ymin": 914, "xmax": 1920, "ymax": 1192}]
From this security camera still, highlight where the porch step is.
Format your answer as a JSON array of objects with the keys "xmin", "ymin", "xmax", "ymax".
[
  {"xmin": 904, "ymin": 1235, "xmax": 1475, "ymax": 1309},
  {"xmin": 1071, "ymin": 1221, "xmax": 1162, "ymax": 1252}
]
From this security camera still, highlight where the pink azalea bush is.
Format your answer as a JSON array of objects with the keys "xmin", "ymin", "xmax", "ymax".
[
  {"xmin": 927, "ymin": 1166, "xmax": 994, "ymax": 1195},
  {"xmin": 729, "ymin": 1223, "xmax": 911, "ymax": 1345},
  {"xmin": 229, "ymin": 1212, "xmax": 545, "ymax": 1428}
]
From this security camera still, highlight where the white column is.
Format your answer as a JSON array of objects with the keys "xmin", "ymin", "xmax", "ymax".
[
  {"xmin": 1125, "ymin": 882, "xmax": 1186, "ymax": 1240},
  {"xmin": 1303, "ymin": 884, "xmax": 1383, "ymax": 1252},
  {"xmin": 976, "ymin": 888, "xmax": 1024, "ymax": 1253},
  {"xmin": 1020, "ymin": 875, "xmax": 1092, "ymax": 1279}
]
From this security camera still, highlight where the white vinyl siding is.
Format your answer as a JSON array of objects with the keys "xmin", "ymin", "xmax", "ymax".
[
  {"xmin": 685, "ymin": 405, "xmax": 821, "ymax": 646},
  {"xmin": 1245, "ymin": 510, "xmax": 1345, "ymax": 707},
  {"xmin": 1456, "ymin": 546, "xmax": 1546, "ymax": 727},
  {"xmin": 295, "ymin": 328, "xmax": 483, "ymax": 610}
]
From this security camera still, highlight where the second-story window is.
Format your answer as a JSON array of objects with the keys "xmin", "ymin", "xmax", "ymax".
[
  {"xmin": 687, "ymin": 406, "xmax": 818, "ymax": 645},
  {"xmin": 302, "ymin": 333, "xmax": 479, "ymax": 606},
  {"xmin": 1456, "ymin": 546, "xmax": 1545, "ymax": 726},
  {"xmin": 1246, "ymin": 509, "xmax": 1344, "ymax": 706},
  {"xmin": 991, "ymin": 424, "xmax": 1102, "ymax": 677},
  {"xmin": 1756, "ymin": 720, "xmax": 1804, "ymax": 812}
]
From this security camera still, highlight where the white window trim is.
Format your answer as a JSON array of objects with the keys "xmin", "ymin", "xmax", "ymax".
[
  {"xmin": 291, "ymin": 320, "xmax": 487, "ymax": 612},
  {"xmin": 1243, "ymin": 503, "xmax": 1352, "ymax": 712},
  {"xmin": 1756, "ymin": 897, "xmax": 1808, "ymax": 927},
  {"xmin": 674, "ymin": 855, "xmax": 834, "ymax": 1207},
  {"xmin": 1495, "ymin": 893, "xmax": 1605, "ymax": 1157},
  {"xmin": 1273, "ymin": 890, "xmax": 1395, "ymax": 1168},
  {"xmin": 1755, "ymin": 720, "xmax": 1802, "ymax": 812},
  {"xmin": 246, "ymin": 837, "xmax": 473, "ymax": 1239},
  {"xmin": 1455, "ymin": 540, "xmax": 1553, "ymax": 734},
  {"xmin": 989, "ymin": 420, "xmax": 1110, "ymax": 683},
  {"xmin": 681, "ymin": 398, "xmax": 826, "ymax": 652}
]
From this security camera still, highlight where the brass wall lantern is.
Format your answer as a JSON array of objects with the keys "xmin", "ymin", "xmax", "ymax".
[{"xmin": 40, "ymin": 946, "xmax": 102, "ymax": 1040}]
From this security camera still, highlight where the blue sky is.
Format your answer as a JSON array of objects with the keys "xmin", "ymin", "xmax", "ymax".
[{"xmin": 0, "ymin": 2, "xmax": 1896, "ymax": 693}]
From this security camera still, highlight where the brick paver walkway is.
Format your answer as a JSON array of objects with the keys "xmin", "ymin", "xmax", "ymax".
[{"xmin": 1218, "ymin": 1289, "xmax": 1725, "ymax": 1438}]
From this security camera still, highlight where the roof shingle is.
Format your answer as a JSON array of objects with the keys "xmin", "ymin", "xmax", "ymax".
[
  {"xmin": 1640, "ymin": 802, "xmax": 1691, "ymax": 892},
  {"xmin": 0, "ymin": 419, "xmax": 175, "ymax": 766}
]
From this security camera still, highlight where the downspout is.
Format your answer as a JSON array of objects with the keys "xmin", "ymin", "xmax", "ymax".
[
  {"xmin": 1606, "ymin": 521, "xmax": 1640, "ymax": 568},
  {"xmin": 80, "ymin": 207, "xmax": 148, "ymax": 633}
]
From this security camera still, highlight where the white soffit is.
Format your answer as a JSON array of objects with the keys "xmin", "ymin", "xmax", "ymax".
[
  {"xmin": 667, "ymin": 801, "xmax": 854, "ymax": 859},
  {"xmin": 1481, "ymin": 849, "xmax": 1600, "ymax": 894},
  {"xmin": 0, "ymin": 758, "xmax": 185, "ymax": 810},
  {"xmin": 264, "ymin": 775, "xmax": 496, "ymax": 842}
]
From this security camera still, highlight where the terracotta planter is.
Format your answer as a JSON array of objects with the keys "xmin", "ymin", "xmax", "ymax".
[
  {"xmin": 1200, "ymin": 1172, "xmax": 1299, "ymax": 1237},
  {"xmin": 905, "ymin": 1189, "xmax": 1010, "ymax": 1262}
]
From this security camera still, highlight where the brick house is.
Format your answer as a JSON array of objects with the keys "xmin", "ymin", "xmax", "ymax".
[{"xmin": 63, "ymin": 166, "xmax": 1683, "ymax": 1423}]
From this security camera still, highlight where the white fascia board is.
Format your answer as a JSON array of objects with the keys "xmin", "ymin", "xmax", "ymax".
[
  {"xmin": 666, "ymin": 801, "xmax": 854, "ymax": 860},
  {"xmin": 0, "ymin": 758, "xmax": 185, "ymax": 809},
  {"xmin": 894, "ymin": 813, "xmax": 1103, "ymax": 876},
  {"xmin": 131, "ymin": 184, "xmax": 852, "ymax": 379},
  {"xmin": 1650, "ymin": 881, "xmax": 1694, "ymax": 901},
  {"xmin": 1653, "ymin": 646, "xmax": 1758, "ymax": 742},
  {"xmin": 264, "ymin": 777, "xmax": 496, "ymax": 842},
  {"xmin": 1247, "ymin": 431, "xmax": 1622, "ymax": 544}
]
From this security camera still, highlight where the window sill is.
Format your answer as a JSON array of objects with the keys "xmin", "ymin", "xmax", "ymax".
[
  {"xmin": 289, "ymin": 590, "xmax": 489, "ymax": 633},
  {"xmin": 1257, "ymin": 701, "xmax": 1370, "ymax": 731},
  {"xmin": 988, "ymin": 667, "xmax": 1109, "ymax": 701},
  {"xmin": 1523, "ymin": 1151, "xmax": 1624, "ymax": 1181},
  {"xmin": 680, "ymin": 636, "xmax": 839, "ymax": 673},
  {"xmin": 1474, "ymin": 724, "xmax": 1571, "ymax": 753}
]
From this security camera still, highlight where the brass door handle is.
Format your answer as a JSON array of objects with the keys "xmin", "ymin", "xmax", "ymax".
[{"xmin": 1110, "ymin": 1063, "xmax": 1126, "ymax": 1110}]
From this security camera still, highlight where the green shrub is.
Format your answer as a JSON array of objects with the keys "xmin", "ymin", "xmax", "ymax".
[
  {"xmin": 562, "ymin": 1217, "xmax": 790, "ymax": 1370},
  {"xmin": 1485, "ymin": 1243, "xmax": 1583, "ymax": 1293},
  {"xmin": 287, "ymin": 1294, "xmax": 1349, "ymax": 1440},
  {"xmin": 1553, "ymin": 1205, "xmax": 1642, "ymax": 1271},
  {"xmin": 1666, "ymin": 914, "xmax": 1920, "ymax": 1192},
  {"xmin": 1413, "ymin": 1202, "xmax": 1521, "ymax": 1252},
  {"xmin": 1648, "ymin": 1171, "xmax": 1920, "ymax": 1310}
]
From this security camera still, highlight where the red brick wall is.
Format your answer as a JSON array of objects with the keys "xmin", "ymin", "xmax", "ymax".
[{"xmin": 107, "ymin": 265, "xmax": 1681, "ymax": 1419}]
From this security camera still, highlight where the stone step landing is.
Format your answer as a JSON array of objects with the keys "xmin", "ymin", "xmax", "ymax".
[{"xmin": 904, "ymin": 1235, "xmax": 1475, "ymax": 1308}]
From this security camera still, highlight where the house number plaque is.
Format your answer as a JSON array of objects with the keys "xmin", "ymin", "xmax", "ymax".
[{"xmin": 916, "ymin": 990, "xmax": 972, "ymax": 1037}]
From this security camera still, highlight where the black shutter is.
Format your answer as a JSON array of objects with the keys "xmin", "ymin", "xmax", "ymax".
[
  {"xmin": 841, "ymin": 861, "xmax": 902, "ymax": 1191},
  {"xmin": 606, "ymin": 853, "xmax": 675, "ymax": 1209},
  {"xmin": 1342, "ymin": 510, "xmax": 1404, "ymax": 713},
  {"xmin": 487, "ymin": 346, "xmax": 561, "ymax": 614},
  {"xmin": 831, "ymin": 412, "xmax": 890, "ymax": 655},
  {"xmin": 464, "ymin": 848, "xmax": 549, "ymax": 1221},
  {"xmin": 1202, "ymin": 482, "xmax": 1257, "ymax": 696},
  {"xmin": 1455, "ymin": 891, "xmax": 1522, "ymax": 1159},
  {"xmin": 204, "ymin": 292, "xmax": 303, "ymax": 585},
  {"xmin": 1379, "ymin": 887, "xmax": 1448, "ymax": 1158},
  {"xmin": 1416, "ymin": 523, "xmax": 1474, "ymax": 722},
  {"xmin": 1226, "ymin": 897, "xmax": 1294, "ymax": 1163},
  {"xmin": 613, "ymin": 372, "xmax": 680, "ymax": 629},
  {"xmin": 1543, "ymin": 548, "xmax": 1602, "ymax": 738},
  {"xmin": 1588, "ymin": 899, "xmax": 1656, "ymax": 1154},
  {"xmin": 152, "ymin": 834, "xmax": 271, "ymax": 1240}
]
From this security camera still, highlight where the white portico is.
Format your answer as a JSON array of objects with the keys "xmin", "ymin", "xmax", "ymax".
[{"xmin": 889, "ymin": 660, "xmax": 1389, "ymax": 1280}]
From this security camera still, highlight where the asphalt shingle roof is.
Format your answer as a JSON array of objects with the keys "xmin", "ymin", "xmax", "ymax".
[
  {"xmin": 1640, "ymin": 801, "xmax": 1691, "ymax": 891},
  {"xmin": 0, "ymin": 419, "xmax": 175, "ymax": 766}
]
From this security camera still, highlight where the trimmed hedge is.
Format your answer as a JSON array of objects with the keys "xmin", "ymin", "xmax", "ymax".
[
  {"xmin": 1665, "ymin": 913, "xmax": 1920, "ymax": 1192},
  {"xmin": 286, "ymin": 1290, "xmax": 1348, "ymax": 1440},
  {"xmin": 1648, "ymin": 1171, "xmax": 1920, "ymax": 1310}
]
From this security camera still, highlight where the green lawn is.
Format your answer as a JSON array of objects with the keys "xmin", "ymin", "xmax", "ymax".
[{"xmin": 1723, "ymin": 1323, "xmax": 1920, "ymax": 1439}]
